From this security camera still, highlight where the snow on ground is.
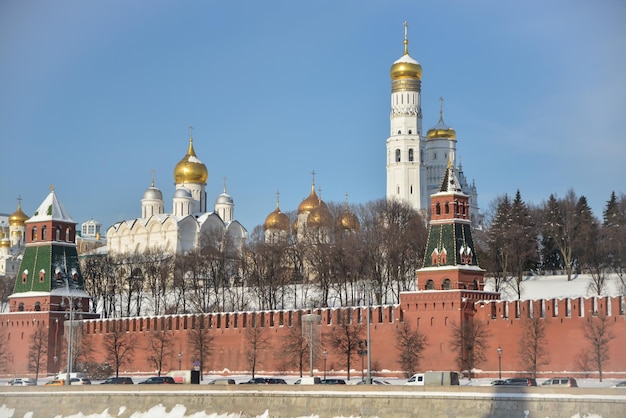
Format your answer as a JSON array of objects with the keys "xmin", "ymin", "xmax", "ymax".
[{"xmin": 483, "ymin": 273, "xmax": 624, "ymax": 301}]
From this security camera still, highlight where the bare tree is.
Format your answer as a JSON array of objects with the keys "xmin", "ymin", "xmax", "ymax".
[
  {"xmin": 280, "ymin": 322, "xmax": 309, "ymax": 377},
  {"xmin": 0, "ymin": 327, "xmax": 11, "ymax": 373},
  {"xmin": 28, "ymin": 325, "xmax": 47, "ymax": 381},
  {"xmin": 395, "ymin": 322, "xmax": 428, "ymax": 377},
  {"xmin": 103, "ymin": 320, "xmax": 135, "ymax": 377},
  {"xmin": 517, "ymin": 316, "xmax": 549, "ymax": 378},
  {"xmin": 583, "ymin": 313, "xmax": 615, "ymax": 382},
  {"xmin": 146, "ymin": 324, "xmax": 174, "ymax": 376},
  {"xmin": 449, "ymin": 318, "xmax": 491, "ymax": 380},
  {"xmin": 81, "ymin": 255, "xmax": 117, "ymax": 318},
  {"xmin": 187, "ymin": 315, "xmax": 215, "ymax": 378},
  {"xmin": 324, "ymin": 319, "xmax": 365, "ymax": 381},
  {"xmin": 244, "ymin": 322, "xmax": 270, "ymax": 379},
  {"xmin": 0, "ymin": 275, "xmax": 16, "ymax": 312}
]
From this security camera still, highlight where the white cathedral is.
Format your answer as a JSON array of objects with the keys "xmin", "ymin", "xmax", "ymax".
[
  {"xmin": 106, "ymin": 134, "xmax": 247, "ymax": 255},
  {"xmin": 386, "ymin": 23, "xmax": 479, "ymax": 225}
]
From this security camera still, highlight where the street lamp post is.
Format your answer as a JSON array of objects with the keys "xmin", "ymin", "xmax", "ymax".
[
  {"xmin": 323, "ymin": 349, "xmax": 327, "ymax": 380},
  {"xmin": 497, "ymin": 346, "xmax": 502, "ymax": 379},
  {"xmin": 178, "ymin": 352, "xmax": 183, "ymax": 370},
  {"xmin": 61, "ymin": 279, "xmax": 82, "ymax": 386}
]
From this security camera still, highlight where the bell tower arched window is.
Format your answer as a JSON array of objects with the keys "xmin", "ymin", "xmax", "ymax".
[
  {"xmin": 395, "ymin": 149, "xmax": 401, "ymax": 162},
  {"xmin": 408, "ymin": 148, "xmax": 414, "ymax": 162}
]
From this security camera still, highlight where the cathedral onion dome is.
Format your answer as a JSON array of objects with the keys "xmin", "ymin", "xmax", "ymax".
[
  {"xmin": 307, "ymin": 205, "xmax": 332, "ymax": 228},
  {"xmin": 173, "ymin": 135, "xmax": 208, "ymax": 185},
  {"xmin": 337, "ymin": 209, "xmax": 360, "ymax": 231},
  {"xmin": 264, "ymin": 207, "xmax": 289, "ymax": 232},
  {"xmin": 390, "ymin": 53, "xmax": 422, "ymax": 81},
  {"xmin": 427, "ymin": 98, "xmax": 456, "ymax": 140},
  {"xmin": 298, "ymin": 184, "xmax": 322, "ymax": 214},
  {"xmin": 215, "ymin": 192, "xmax": 233, "ymax": 205},
  {"xmin": 426, "ymin": 118, "xmax": 456, "ymax": 140},
  {"xmin": 0, "ymin": 238, "xmax": 10, "ymax": 248},
  {"xmin": 174, "ymin": 187, "xmax": 192, "ymax": 199},
  {"xmin": 143, "ymin": 183, "xmax": 163, "ymax": 200},
  {"xmin": 390, "ymin": 24, "xmax": 422, "ymax": 81},
  {"xmin": 9, "ymin": 202, "xmax": 29, "ymax": 226}
]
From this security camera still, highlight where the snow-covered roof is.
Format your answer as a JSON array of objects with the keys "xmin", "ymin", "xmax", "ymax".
[{"xmin": 27, "ymin": 188, "xmax": 74, "ymax": 223}]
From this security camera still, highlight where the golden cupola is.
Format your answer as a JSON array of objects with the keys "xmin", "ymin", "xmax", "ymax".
[
  {"xmin": 307, "ymin": 205, "xmax": 333, "ymax": 228},
  {"xmin": 298, "ymin": 176, "xmax": 325, "ymax": 214},
  {"xmin": 337, "ymin": 196, "xmax": 360, "ymax": 232},
  {"xmin": 9, "ymin": 201, "xmax": 29, "ymax": 226},
  {"xmin": 427, "ymin": 97, "xmax": 457, "ymax": 140},
  {"xmin": 390, "ymin": 23, "xmax": 422, "ymax": 81},
  {"xmin": 173, "ymin": 134, "xmax": 208, "ymax": 185},
  {"xmin": 264, "ymin": 195, "xmax": 290, "ymax": 232}
]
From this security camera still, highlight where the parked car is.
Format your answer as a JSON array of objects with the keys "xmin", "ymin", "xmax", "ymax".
[
  {"xmin": 294, "ymin": 377, "xmax": 321, "ymax": 385},
  {"xmin": 612, "ymin": 381, "xmax": 626, "ymax": 388},
  {"xmin": 7, "ymin": 378, "xmax": 36, "ymax": 386},
  {"xmin": 240, "ymin": 377, "xmax": 269, "ymax": 384},
  {"xmin": 541, "ymin": 377, "xmax": 578, "ymax": 387},
  {"xmin": 503, "ymin": 378, "xmax": 537, "ymax": 386},
  {"xmin": 70, "ymin": 377, "xmax": 92, "ymax": 385},
  {"xmin": 266, "ymin": 378, "xmax": 287, "ymax": 384},
  {"xmin": 490, "ymin": 379, "xmax": 506, "ymax": 386},
  {"xmin": 320, "ymin": 378, "xmax": 346, "ymax": 385},
  {"xmin": 356, "ymin": 379, "xmax": 391, "ymax": 385},
  {"xmin": 207, "ymin": 378, "xmax": 235, "ymax": 385},
  {"xmin": 45, "ymin": 379, "xmax": 65, "ymax": 386},
  {"xmin": 101, "ymin": 377, "xmax": 134, "ymax": 384},
  {"xmin": 138, "ymin": 376, "xmax": 176, "ymax": 384}
]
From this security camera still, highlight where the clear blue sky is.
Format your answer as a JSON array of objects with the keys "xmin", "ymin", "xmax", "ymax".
[{"xmin": 1, "ymin": 1, "xmax": 625, "ymax": 233}]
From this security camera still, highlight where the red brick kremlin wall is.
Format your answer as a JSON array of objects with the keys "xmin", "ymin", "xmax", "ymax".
[{"xmin": 2, "ymin": 292, "xmax": 625, "ymax": 379}]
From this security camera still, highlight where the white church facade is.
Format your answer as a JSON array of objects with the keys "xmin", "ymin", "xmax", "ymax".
[{"xmin": 106, "ymin": 133, "xmax": 247, "ymax": 256}]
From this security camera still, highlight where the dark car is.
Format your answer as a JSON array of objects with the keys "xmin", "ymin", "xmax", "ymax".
[
  {"xmin": 267, "ymin": 378, "xmax": 287, "ymax": 384},
  {"xmin": 240, "ymin": 377, "xmax": 269, "ymax": 384},
  {"xmin": 320, "ymin": 378, "xmax": 346, "ymax": 385},
  {"xmin": 490, "ymin": 379, "xmax": 506, "ymax": 386},
  {"xmin": 613, "ymin": 381, "xmax": 626, "ymax": 388},
  {"xmin": 101, "ymin": 377, "xmax": 134, "ymax": 384},
  {"xmin": 503, "ymin": 378, "xmax": 537, "ymax": 386},
  {"xmin": 138, "ymin": 376, "xmax": 176, "ymax": 384}
]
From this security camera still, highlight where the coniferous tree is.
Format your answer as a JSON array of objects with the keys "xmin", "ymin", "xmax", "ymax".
[{"xmin": 508, "ymin": 191, "xmax": 538, "ymax": 298}]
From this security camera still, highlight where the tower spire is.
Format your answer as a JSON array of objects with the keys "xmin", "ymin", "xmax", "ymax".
[{"xmin": 403, "ymin": 21, "xmax": 409, "ymax": 55}]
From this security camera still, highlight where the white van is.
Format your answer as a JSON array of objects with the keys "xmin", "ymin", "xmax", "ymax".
[
  {"xmin": 55, "ymin": 372, "xmax": 88, "ymax": 380},
  {"xmin": 405, "ymin": 373, "xmax": 424, "ymax": 386}
]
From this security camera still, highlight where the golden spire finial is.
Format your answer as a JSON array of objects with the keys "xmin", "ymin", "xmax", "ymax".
[
  {"xmin": 17, "ymin": 195, "xmax": 22, "ymax": 210},
  {"xmin": 275, "ymin": 190, "xmax": 280, "ymax": 209},
  {"xmin": 311, "ymin": 170, "xmax": 316, "ymax": 193},
  {"xmin": 439, "ymin": 96, "xmax": 444, "ymax": 123},
  {"xmin": 50, "ymin": 184, "xmax": 54, "ymax": 192},
  {"xmin": 403, "ymin": 21, "xmax": 409, "ymax": 55}
]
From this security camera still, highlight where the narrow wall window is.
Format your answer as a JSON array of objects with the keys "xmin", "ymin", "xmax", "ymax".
[
  {"xmin": 32, "ymin": 226, "xmax": 37, "ymax": 241},
  {"xmin": 408, "ymin": 148, "xmax": 414, "ymax": 161},
  {"xmin": 395, "ymin": 149, "xmax": 401, "ymax": 162},
  {"xmin": 41, "ymin": 226, "xmax": 47, "ymax": 240}
]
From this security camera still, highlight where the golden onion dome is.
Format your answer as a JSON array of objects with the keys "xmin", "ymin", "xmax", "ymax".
[
  {"xmin": 426, "ymin": 98, "xmax": 456, "ymax": 140},
  {"xmin": 307, "ymin": 205, "xmax": 332, "ymax": 228},
  {"xmin": 264, "ymin": 207, "xmax": 290, "ymax": 232},
  {"xmin": 0, "ymin": 238, "xmax": 9, "ymax": 248},
  {"xmin": 390, "ymin": 24, "xmax": 422, "ymax": 81},
  {"xmin": 173, "ymin": 136, "xmax": 208, "ymax": 184},
  {"xmin": 9, "ymin": 202, "xmax": 29, "ymax": 226},
  {"xmin": 337, "ymin": 211, "xmax": 360, "ymax": 231},
  {"xmin": 298, "ymin": 183, "xmax": 321, "ymax": 214}
]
